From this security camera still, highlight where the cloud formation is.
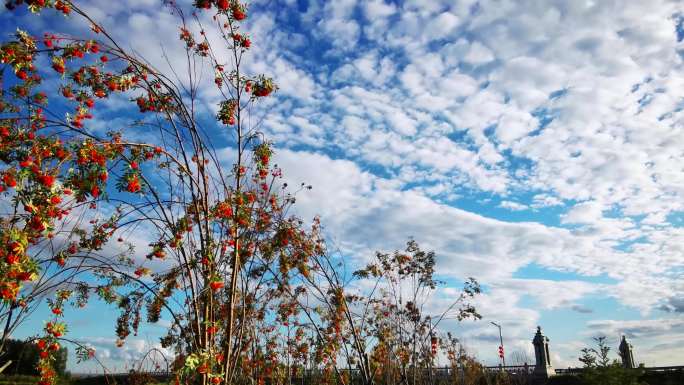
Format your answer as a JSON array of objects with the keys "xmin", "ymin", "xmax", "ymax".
[{"xmin": 5, "ymin": 0, "xmax": 684, "ymax": 369}]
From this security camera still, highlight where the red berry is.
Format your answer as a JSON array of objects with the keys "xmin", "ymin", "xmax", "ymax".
[
  {"xmin": 3, "ymin": 174, "xmax": 16, "ymax": 188},
  {"xmin": 127, "ymin": 176, "xmax": 141, "ymax": 193},
  {"xmin": 39, "ymin": 174, "xmax": 55, "ymax": 188},
  {"xmin": 52, "ymin": 62, "xmax": 65, "ymax": 74},
  {"xmin": 232, "ymin": 7, "xmax": 246, "ymax": 20},
  {"xmin": 5, "ymin": 254, "xmax": 19, "ymax": 265},
  {"xmin": 209, "ymin": 281, "xmax": 224, "ymax": 291}
]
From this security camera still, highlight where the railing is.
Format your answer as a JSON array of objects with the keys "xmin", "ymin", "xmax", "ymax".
[
  {"xmin": 554, "ymin": 367, "xmax": 584, "ymax": 375},
  {"xmin": 483, "ymin": 365, "xmax": 534, "ymax": 374},
  {"xmin": 300, "ymin": 365, "xmax": 684, "ymax": 378},
  {"xmin": 70, "ymin": 370, "xmax": 172, "ymax": 379},
  {"xmin": 643, "ymin": 366, "xmax": 684, "ymax": 372},
  {"xmin": 73, "ymin": 365, "xmax": 684, "ymax": 380},
  {"xmin": 555, "ymin": 365, "xmax": 684, "ymax": 375},
  {"xmin": 290, "ymin": 365, "xmax": 536, "ymax": 380}
]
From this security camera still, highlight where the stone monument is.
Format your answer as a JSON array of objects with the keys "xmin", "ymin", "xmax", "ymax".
[
  {"xmin": 532, "ymin": 326, "xmax": 555, "ymax": 380},
  {"xmin": 619, "ymin": 335, "xmax": 635, "ymax": 369}
]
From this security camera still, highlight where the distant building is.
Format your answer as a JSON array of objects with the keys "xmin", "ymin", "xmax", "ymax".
[
  {"xmin": 619, "ymin": 335, "xmax": 636, "ymax": 369},
  {"xmin": 532, "ymin": 326, "xmax": 556, "ymax": 379}
]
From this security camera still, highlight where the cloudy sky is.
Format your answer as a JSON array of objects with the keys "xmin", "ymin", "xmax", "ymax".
[{"xmin": 4, "ymin": 0, "xmax": 684, "ymax": 372}]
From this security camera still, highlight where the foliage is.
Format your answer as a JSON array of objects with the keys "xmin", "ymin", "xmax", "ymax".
[
  {"xmin": 0, "ymin": 338, "xmax": 40, "ymax": 376},
  {"xmin": 1, "ymin": 0, "xmax": 291, "ymax": 381},
  {"xmin": 578, "ymin": 364, "xmax": 645, "ymax": 385},
  {"xmin": 297, "ymin": 240, "xmax": 482, "ymax": 385},
  {"xmin": 639, "ymin": 368, "xmax": 684, "ymax": 385},
  {"xmin": 578, "ymin": 336, "xmax": 610, "ymax": 368},
  {"xmin": 0, "ymin": 2, "xmax": 481, "ymax": 385},
  {"xmin": 0, "ymin": 338, "xmax": 65, "ymax": 376},
  {"xmin": 577, "ymin": 349, "xmax": 596, "ymax": 369},
  {"xmin": 545, "ymin": 375, "xmax": 583, "ymax": 385},
  {"xmin": 0, "ymin": 374, "xmax": 70, "ymax": 385},
  {"xmin": 577, "ymin": 337, "xmax": 645, "ymax": 385},
  {"xmin": 509, "ymin": 350, "xmax": 532, "ymax": 366}
]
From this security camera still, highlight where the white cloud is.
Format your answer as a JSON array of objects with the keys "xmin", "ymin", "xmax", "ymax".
[
  {"xmin": 12, "ymin": 0, "xmax": 684, "ymax": 370},
  {"xmin": 499, "ymin": 201, "xmax": 528, "ymax": 211},
  {"xmin": 531, "ymin": 194, "xmax": 564, "ymax": 209},
  {"xmin": 582, "ymin": 318, "xmax": 684, "ymax": 366},
  {"xmin": 424, "ymin": 12, "xmax": 461, "ymax": 41},
  {"xmin": 151, "ymin": 0, "xmax": 684, "ymax": 368},
  {"xmin": 363, "ymin": 0, "xmax": 396, "ymax": 20},
  {"xmin": 74, "ymin": 336, "xmax": 172, "ymax": 372},
  {"xmin": 561, "ymin": 201, "xmax": 604, "ymax": 224},
  {"xmin": 463, "ymin": 41, "xmax": 495, "ymax": 65}
]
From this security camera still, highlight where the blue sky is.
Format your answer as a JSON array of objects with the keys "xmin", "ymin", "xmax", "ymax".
[{"xmin": 3, "ymin": 0, "xmax": 684, "ymax": 372}]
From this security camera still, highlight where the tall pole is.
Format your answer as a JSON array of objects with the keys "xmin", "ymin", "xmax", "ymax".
[{"xmin": 491, "ymin": 321, "xmax": 506, "ymax": 367}]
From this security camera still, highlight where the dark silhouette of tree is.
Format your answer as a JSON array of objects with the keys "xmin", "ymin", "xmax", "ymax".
[
  {"xmin": 1, "ymin": 339, "xmax": 66, "ymax": 376},
  {"xmin": 578, "ymin": 336, "xmax": 645, "ymax": 385}
]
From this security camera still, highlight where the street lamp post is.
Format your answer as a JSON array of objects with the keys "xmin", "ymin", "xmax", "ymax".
[{"xmin": 491, "ymin": 321, "xmax": 506, "ymax": 367}]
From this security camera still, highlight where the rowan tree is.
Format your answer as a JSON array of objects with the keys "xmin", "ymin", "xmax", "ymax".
[
  {"xmin": 1, "ymin": 3, "xmax": 481, "ymax": 385},
  {"xmin": 1, "ymin": 0, "xmax": 313, "ymax": 384},
  {"xmin": 295, "ymin": 240, "xmax": 481, "ymax": 385}
]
